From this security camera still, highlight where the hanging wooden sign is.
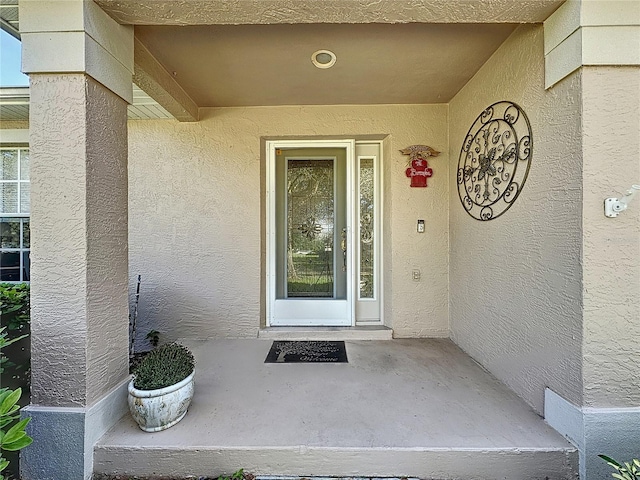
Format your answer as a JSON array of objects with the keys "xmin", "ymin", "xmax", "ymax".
[{"xmin": 400, "ymin": 145, "xmax": 440, "ymax": 187}]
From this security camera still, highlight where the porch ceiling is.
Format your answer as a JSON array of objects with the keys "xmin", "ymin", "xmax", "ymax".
[
  {"xmin": 101, "ymin": 0, "xmax": 563, "ymax": 108},
  {"xmin": 134, "ymin": 22, "xmax": 518, "ymax": 107}
]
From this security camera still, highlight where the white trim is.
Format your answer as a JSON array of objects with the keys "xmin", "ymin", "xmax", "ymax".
[
  {"xmin": 354, "ymin": 141, "xmax": 383, "ymax": 325},
  {"xmin": 266, "ymin": 139, "xmax": 356, "ymax": 327},
  {"xmin": 544, "ymin": 388, "xmax": 586, "ymax": 479},
  {"xmin": 0, "ymin": 130, "xmax": 29, "ymax": 144},
  {"xmin": 544, "ymin": 2, "xmax": 640, "ymax": 89},
  {"xmin": 544, "ymin": 388, "xmax": 584, "ymax": 451},
  {"xmin": 1, "ymin": 147, "xmax": 31, "ymax": 282},
  {"xmin": 378, "ymin": 141, "xmax": 385, "ymax": 327},
  {"xmin": 84, "ymin": 378, "xmax": 130, "ymax": 479}
]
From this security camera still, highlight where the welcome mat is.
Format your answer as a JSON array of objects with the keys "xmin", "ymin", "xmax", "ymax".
[{"xmin": 264, "ymin": 341, "xmax": 348, "ymax": 363}]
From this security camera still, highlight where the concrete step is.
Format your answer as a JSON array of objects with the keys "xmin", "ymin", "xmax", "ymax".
[
  {"xmin": 93, "ymin": 445, "xmax": 577, "ymax": 479},
  {"xmin": 94, "ymin": 339, "xmax": 577, "ymax": 480}
]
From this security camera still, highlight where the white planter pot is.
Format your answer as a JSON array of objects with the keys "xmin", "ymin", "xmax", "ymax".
[{"xmin": 128, "ymin": 370, "xmax": 195, "ymax": 432}]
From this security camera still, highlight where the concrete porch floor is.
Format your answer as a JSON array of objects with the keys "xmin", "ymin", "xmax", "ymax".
[{"xmin": 94, "ymin": 339, "xmax": 577, "ymax": 479}]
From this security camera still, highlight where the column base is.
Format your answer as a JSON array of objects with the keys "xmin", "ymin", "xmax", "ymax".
[
  {"xmin": 20, "ymin": 378, "xmax": 129, "ymax": 480},
  {"xmin": 545, "ymin": 388, "xmax": 640, "ymax": 480}
]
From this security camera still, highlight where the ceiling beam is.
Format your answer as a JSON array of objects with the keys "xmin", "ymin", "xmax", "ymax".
[
  {"xmin": 133, "ymin": 37, "xmax": 198, "ymax": 122},
  {"xmin": 96, "ymin": 0, "xmax": 565, "ymax": 26}
]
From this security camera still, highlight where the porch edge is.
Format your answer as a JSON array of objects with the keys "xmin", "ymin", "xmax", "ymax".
[
  {"xmin": 257, "ymin": 326, "xmax": 393, "ymax": 341},
  {"xmin": 94, "ymin": 445, "xmax": 577, "ymax": 479}
]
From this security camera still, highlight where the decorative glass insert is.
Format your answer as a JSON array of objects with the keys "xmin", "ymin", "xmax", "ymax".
[
  {"xmin": 359, "ymin": 158, "xmax": 374, "ymax": 299},
  {"xmin": 287, "ymin": 159, "xmax": 335, "ymax": 297},
  {"xmin": 1, "ymin": 148, "xmax": 30, "ymax": 282}
]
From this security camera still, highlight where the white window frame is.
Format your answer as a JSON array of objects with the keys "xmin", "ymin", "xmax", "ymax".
[{"xmin": 1, "ymin": 146, "xmax": 30, "ymax": 283}]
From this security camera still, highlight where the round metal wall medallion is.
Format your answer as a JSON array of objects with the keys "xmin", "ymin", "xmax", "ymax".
[{"xmin": 457, "ymin": 101, "xmax": 532, "ymax": 221}]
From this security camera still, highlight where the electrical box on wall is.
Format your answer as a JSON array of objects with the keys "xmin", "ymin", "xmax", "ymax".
[{"xmin": 417, "ymin": 220, "xmax": 425, "ymax": 233}]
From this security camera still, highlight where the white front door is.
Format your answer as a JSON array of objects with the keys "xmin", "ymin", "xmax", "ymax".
[{"xmin": 266, "ymin": 140, "xmax": 381, "ymax": 327}]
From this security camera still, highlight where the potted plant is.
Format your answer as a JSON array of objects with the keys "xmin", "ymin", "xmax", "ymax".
[{"xmin": 128, "ymin": 343, "xmax": 195, "ymax": 432}]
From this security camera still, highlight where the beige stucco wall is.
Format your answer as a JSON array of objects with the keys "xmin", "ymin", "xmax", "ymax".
[
  {"xmin": 582, "ymin": 66, "xmax": 640, "ymax": 408},
  {"xmin": 128, "ymin": 104, "xmax": 449, "ymax": 342},
  {"xmin": 29, "ymin": 74, "xmax": 129, "ymax": 407},
  {"xmin": 448, "ymin": 25, "xmax": 584, "ymax": 414}
]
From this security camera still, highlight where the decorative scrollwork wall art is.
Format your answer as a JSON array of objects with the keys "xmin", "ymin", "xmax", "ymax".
[{"xmin": 457, "ymin": 101, "xmax": 532, "ymax": 221}]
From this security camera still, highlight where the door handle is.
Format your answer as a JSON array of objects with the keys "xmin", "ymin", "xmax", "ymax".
[{"xmin": 341, "ymin": 228, "xmax": 347, "ymax": 272}]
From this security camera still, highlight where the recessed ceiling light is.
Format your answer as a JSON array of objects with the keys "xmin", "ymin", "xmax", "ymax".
[{"xmin": 311, "ymin": 50, "xmax": 336, "ymax": 69}]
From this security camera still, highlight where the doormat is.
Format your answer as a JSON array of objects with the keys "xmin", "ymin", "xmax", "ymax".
[{"xmin": 264, "ymin": 341, "xmax": 348, "ymax": 363}]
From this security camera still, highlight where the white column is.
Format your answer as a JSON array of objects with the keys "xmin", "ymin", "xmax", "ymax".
[
  {"xmin": 544, "ymin": 2, "xmax": 640, "ymax": 479},
  {"xmin": 19, "ymin": 1, "xmax": 133, "ymax": 479}
]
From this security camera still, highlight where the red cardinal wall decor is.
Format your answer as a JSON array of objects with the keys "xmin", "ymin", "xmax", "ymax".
[{"xmin": 401, "ymin": 145, "xmax": 440, "ymax": 188}]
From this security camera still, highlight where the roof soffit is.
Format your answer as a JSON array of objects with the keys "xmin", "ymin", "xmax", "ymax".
[{"xmin": 96, "ymin": 0, "xmax": 565, "ymax": 26}]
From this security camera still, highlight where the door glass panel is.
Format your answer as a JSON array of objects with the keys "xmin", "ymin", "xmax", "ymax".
[
  {"xmin": 359, "ymin": 158, "xmax": 374, "ymax": 299},
  {"xmin": 275, "ymin": 147, "xmax": 347, "ymax": 301},
  {"xmin": 287, "ymin": 159, "xmax": 334, "ymax": 297}
]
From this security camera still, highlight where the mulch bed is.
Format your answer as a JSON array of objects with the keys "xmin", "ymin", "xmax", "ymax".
[
  {"xmin": 93, "ymin": 474, "xmax": 256, "ymax": 480},
  {"xmin": 93, "ymin": 477, "xmax": 216, "ymax": 480}
]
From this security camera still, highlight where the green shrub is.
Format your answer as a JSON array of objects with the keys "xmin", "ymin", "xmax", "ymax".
[
  {"xmin": 219, "ymin": 469, "xmax": 245, "ymax": 480},
  {"xmin": 0, "ymin": 327, "xmax": 32, "ymax": 479},
  {"xmin": 132, "ymin": 343, "xmax": 195, "ymax": 391},
  {"xmin": 145, "ymin": 329, "xmax": 160, "ymax": 348},
  {"xmin": 0, "ymin": 284, "xmax": 30, "ymax": 334},
  {"xmin": 599, "ymin": 455, "xmax": 640, "ymax": 480}
]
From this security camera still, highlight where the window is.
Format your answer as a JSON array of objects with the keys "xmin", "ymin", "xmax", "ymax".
[{"xmin": 1, "ymin": 147, "xmax": 30, "ymax": 282}]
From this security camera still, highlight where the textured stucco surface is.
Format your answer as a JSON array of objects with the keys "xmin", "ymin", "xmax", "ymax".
[
  {"xmin": 581, "ymin": 66, "xmax": 640, "ymax": 408},
  {"xmin": 448, "ymin": 25, "xmax": 584, "ymax": 414},
  {"xmin": 97, "ymin": 0, "xmax": 563, "ymax": 25},
  {"xmin": 29, "ymin": 74, "xmax": 129, "ymax": 407},
  {"xmin": 128, "ymin": 104, "xmax": 449, "ymax": 341},
  {"xmin": 84, "ymin": 78, "xmax": 131, "ymax": 406}
]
